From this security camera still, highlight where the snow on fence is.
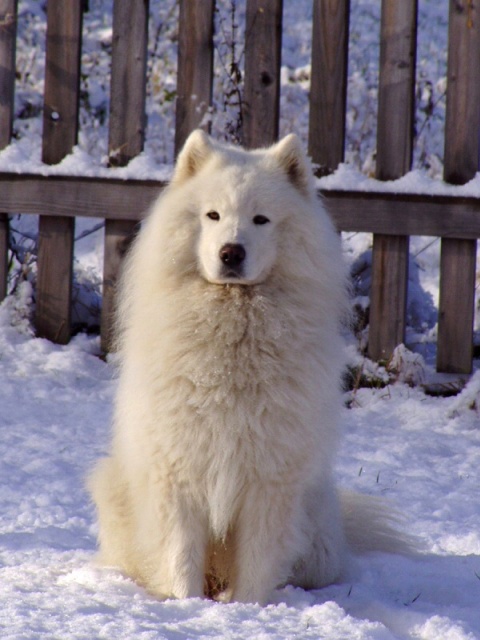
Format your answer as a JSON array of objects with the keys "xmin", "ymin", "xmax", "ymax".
[{"xmin": 0, "ymin": 0, "xmax": 479, "ymax": 373}]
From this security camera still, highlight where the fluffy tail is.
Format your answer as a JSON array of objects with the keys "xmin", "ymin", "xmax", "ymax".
[{"xmin": 339, "ymin": 490, "xmax": 419, "ymax": 556}]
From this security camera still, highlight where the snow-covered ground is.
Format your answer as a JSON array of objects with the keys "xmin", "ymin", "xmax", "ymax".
[
  {"xmin": 1, "ymin": 0, "xmax": 480, "ymax": 638},
  {"xmin": 1, "ymin": 287, "xmax": 480, "ymax": 640}
]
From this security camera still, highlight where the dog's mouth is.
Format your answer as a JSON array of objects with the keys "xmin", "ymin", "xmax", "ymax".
[
  {"xmin": 209, "ymin": 273, "xmax": 266, "ymax": 287},
  {"xmin": 222, "ymin": 269, "xmax": 242, "ymax": 279},
  {"xmin": 205, "ymin": 268, "xmax": 255, "ymax": 286},
  {"xmin": 217, "ymin": 261, "xmax": 245, "ymax": 281}
]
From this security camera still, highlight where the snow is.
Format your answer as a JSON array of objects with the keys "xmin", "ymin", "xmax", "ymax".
[
  {"xmin": 0, "ymin": 143, "xmax": 173, "ymax": 182},
  {"xmin": 1, "ymin": 287, "xmax": 480, "ymax": 639},
  {"xmin": 319, "ymin": 165, "xmax": 480, "ymax": 198},
  {"xmin": 1, "ymin": 0, "xmax": 480, "ymax": 638}
]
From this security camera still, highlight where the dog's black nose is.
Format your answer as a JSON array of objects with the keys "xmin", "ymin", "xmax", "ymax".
[{"xmin": 219, "ymin": 243, "xmax": 246, "ymax": 267}]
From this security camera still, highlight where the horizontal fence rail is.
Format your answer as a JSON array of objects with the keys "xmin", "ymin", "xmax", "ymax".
[
  {"xmin": 2, "ymin": 173, "xmax": 480, "ymax": 240},
  {"xmin": 0, "ymin": 0, "xmax": 479, "ymax": 374}
]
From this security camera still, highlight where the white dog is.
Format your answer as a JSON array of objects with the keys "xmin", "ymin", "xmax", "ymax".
[{"xmin": 89, "ymin": 131, "xmax": 412, "ymax": 604}]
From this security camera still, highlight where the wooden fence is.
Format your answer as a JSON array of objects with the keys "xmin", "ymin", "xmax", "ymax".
[{"xmin": 0, "ymin": 0, "xmax": 479, "ymax": 374}]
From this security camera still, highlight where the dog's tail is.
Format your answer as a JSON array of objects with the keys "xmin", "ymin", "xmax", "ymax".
[{"xmin": 339, "ymin": 490, "xmax": 419, "ymax": 556}]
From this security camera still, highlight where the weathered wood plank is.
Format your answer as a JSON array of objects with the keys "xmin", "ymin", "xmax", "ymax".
[
  {"xmin": 368, "ymin": 0, "xmax": 417, "ymax": 363},
  {"xmin": 42, "ymin": 0, "xmax": 82, "ymax": 164},
  {"xmin": 36, "ymin": 216, "xmax": 75, "ymax": 344},
  {"xmin": 322, "ymin": 191, "xmax": 480, "ymax": 239},
  {"xmin": 101, "ymin": 219, "xmax": 138, "ymax": 352},
  {"xmin": 3, "ymin": 174, "xmax": 480, "ymax": 238},
  {"xmin": 443, "ymin": 0, "xmax": 480, "ymax": 184},
  {"xmin": 243, "ymin": 0, "xmax": 283, "ymax": 148},
  {"xmin": 369, "ymin": 235, "xmax": 409, "ymax": 362},
  {"xmin": 104, "ymin": 0, "xmax": 150, "ymax": 350},
  {"xmin": 0, "ymin": 0, "xmax": 17, "ymax": 301},
  {"xmin": 0, "ymin": 0, "xmax": 17, "ymax": 148},
  {"xmin": 37, "ymin": 1, "xmax": 83, "ymax": 343},
  {"xmin": 174, "ymin": 0, "xmax": 214, "ymax": 156},
  {"xmin": 308, "ymin": 0, "xmax": 349, "ymax": 177},
  {"xmin": 108, "ymin": 0, "xmax": 149, "ymax": 166},
  {"xmin": 376, "ymin": 0, "xmax": 417, "ymax": 180},
  {"xmin": 438, "ymin": 234, "xmax": 477, "ymax": 373},
  {"xmin": 0, "ymin": 213, "xmax": 8, "ymax": 301},
  {"xmin": 437, "ymin": 0, "xmax": 480, "ymax": 374},
  {"xmin": 0, "ymin": 174, "xmax": 162, "ymax": 219},
  {"xmin": 437, "ymin": 239, "xmax": 476, "ymax": 373},
  {"xmin": 369, "ymin": 231, "xmax": 409, "ymax": 361},
  {"xmin": 103, "ymin": 217, "xmax": 142, "ymax": 351}
]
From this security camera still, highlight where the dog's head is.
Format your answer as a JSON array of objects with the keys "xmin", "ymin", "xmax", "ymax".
[{"xmin": 170, "ymin": 130, "xmax": 314, "ymax": 285}]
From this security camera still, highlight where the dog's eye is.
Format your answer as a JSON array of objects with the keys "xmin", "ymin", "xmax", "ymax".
[
  {"xmin": 253, "ymin": 215, "xmax": 270, "ymax": 225},
  {"xmin": 206, "ymin": 211, "xmax": 220, "ymax": 221}
]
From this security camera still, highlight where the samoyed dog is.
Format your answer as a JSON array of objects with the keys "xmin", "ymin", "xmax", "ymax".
[{"xmin": 89, "ymin": 130, "xmax": 411, "ymax": 604}]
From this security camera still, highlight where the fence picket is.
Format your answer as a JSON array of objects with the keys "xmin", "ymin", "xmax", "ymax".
[
  {"xmin": 0, "ymin": 0, "xmax": 17, "ymax": 147},
  {"xmin": 0, "ymin": 0, "xmax": 17, "ymax": 301},
  {"xmin": 437, "ymin": 0, "xmax": 480, "ymax": 374},
  {"xmin": 102, "ymin": 0, "xmax": 149, "ymax": 352},
  {"xmin": 368, "ymin": 0, "xmax": 417, "ymax": 362},
  {"xmin": 174, "ymin": 0, "xmax": 214, "ymax": 155},
  {"xmin": 108, "ymin": 0, "xmax": 149, "ymax": 167},
  {"xmin": 308, "ymin": 0, "xmax": 349, "ymax": 176},
  {"xmin": 102, "ymin": 220, "xmax": 137, "ymax": 349},
  {"xmin": 438, "ymin": 239, "xmax": 476, "ymax": 373},
  {"xmin": 0, "ymin": 213, "xmax": 6, "ymax": 301},
  {"xmin": 243, "ymin": 0, "xmax": 283, "ymax": 148},
  {"xmin": 36, "ymin": 217, "xmax": 75, "ymax": 342},
  {"xmin": 36, "ymin": 0, "xmax": 82, "ymax": 344},
  {"xmin": 0, "ymin": 1, "xmax": 478, "ymax": 371}
]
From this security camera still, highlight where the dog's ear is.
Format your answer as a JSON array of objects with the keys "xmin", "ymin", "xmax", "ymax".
[
  {"xmin": 269, "ymin": 134, "xmax": 311, "ymax": 196},
  {"xmin": 172, "ymin": 129, "xmax": 214, "ymax": 185}
]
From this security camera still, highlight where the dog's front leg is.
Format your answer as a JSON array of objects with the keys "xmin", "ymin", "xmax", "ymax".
[
  {"xmin": 231, "ymin": 484, "xmax": 300, "ymax": 604},
  {"xmin": 142, "ymin": 484, "xmax": 208, "ymax": 600}
]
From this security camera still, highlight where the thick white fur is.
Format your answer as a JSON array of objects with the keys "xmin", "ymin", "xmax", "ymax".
[{"xmin": 89, "ymin": 131, "xmax": 412, "ymax": 604}]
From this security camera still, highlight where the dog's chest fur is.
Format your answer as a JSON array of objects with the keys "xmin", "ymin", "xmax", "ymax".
[
  {"xmin": 147, "ymin": 282, "xmax": 321, "ymax": 533},
  {"xmin": 183, "ymin": 285, "xmax": 289, "ymax": 393}
]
